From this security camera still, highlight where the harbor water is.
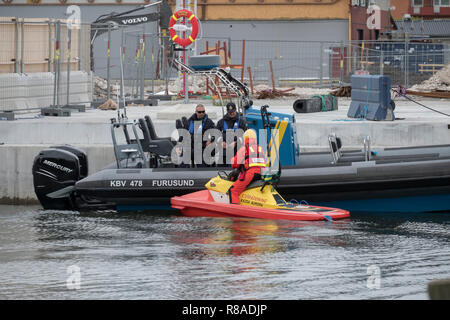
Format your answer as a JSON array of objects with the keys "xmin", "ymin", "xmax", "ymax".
[{"xmin": 0, "ymin": 205, "xmax": 449, "ymax": 300}]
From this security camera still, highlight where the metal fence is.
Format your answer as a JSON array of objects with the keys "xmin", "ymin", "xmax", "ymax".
[
  {"xmin": 0, "ymin": 18, "xmax": 90, "ymax": 75},
  {"xmin": 87, "ymin": 34, "xmax": 450, "ymax": 101},
  {"xmin": 192, "ymin": 38, "xmax": 450, "ymax": 89},
  {"xmin": 1, "ymin": 16, "xmax": 449, "ymax": 107},
  {"xmin": 113, "ymin": 36, "xmax": 450, "ymax": 96},
  {"xmin": 0, "ymin": 18, "xmax": 91, "ymax": 111}
]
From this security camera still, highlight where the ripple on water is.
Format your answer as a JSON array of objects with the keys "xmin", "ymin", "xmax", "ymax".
[{"xmin": 0, "ymin": 206, "xmax": 449, "ymax": 299}]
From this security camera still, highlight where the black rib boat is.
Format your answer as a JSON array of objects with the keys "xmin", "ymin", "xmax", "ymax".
[
  {"xmin": 32, "ymin": 111, "xmax": 450, "ymax": 213},
  {"xmin": 31, "ymin": 62, "xmax": 450, "ymax": 213}
]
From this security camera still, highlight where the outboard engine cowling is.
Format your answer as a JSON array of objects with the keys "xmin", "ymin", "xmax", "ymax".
[
  {"xmin": 51, "ymin": 145, "xmax": 88, "ymax": 179},
  {"xmin": 32, "ymin": 147, "xmax": 86, "ymax": 210}
]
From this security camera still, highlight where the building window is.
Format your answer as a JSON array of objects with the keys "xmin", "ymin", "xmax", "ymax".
[
  {"xmin": 413, "ymin": 0, "xmax": 423, "ymax": 6},
  {"xmin": 435, "ymin": 0, "xmax": 450, "ymax": 6},
  {"xmin": 358, "ymin": 29, "xmax": 364, "ymax": 41}
]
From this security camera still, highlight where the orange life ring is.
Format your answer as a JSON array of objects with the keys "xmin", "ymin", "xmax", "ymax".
[{"xmin": 168, "ymin": 9, "xmax": 199, "ymax": 47}]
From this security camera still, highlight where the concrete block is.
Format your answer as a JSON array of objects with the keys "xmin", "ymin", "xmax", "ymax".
[
  {"xmin": 348, "ymin": 75, "xmax": 393, "ymax": 121},
  {"xmin": 0, "ymin": 73, "xmax": 28, "ymax": 111},
  {"xmin": 41, "ymin": 107, "xmax": 71, "ymax": 117},
  {"xmin": 62, "ymin": 104, "xmax": 86, "ymax": 112},
  {"xmin": 127, "ymin": 99, "xmax": 159, "ymax": 107},
  {"xmin": 428, "ymin": 279, "xmax": 450, "ymax": 300},
  {"xmin": 0, "ymin": 71, "xmax": 91, "ymax": 112},
  {"xmin": 0, "ymin": 111, "xmax": 15, "ymax": 121},
  {"xmin": 156, "ymin": 103, "xmax": 219, "ymax": 120}
]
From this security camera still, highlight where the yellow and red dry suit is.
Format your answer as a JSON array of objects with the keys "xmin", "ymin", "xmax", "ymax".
[{"xmin": 229, "ymin": 131, "xmax": 267, "ymax": 204}]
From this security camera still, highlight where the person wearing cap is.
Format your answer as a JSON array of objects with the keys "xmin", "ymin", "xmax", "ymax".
[
  {"xmin": 216, "ymin": 102, "xmax": 248, "ymax": 166},
  {"xmin": 178, "ymin": 104, "xmax": 215, "ymax": 167},
  {"xmin": 228, "ymin": 129, "xmax": 268, "ymax": 204}
]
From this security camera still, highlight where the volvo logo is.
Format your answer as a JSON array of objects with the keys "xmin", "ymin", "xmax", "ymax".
[{"xmin": 121, "ymin": 17, "xmax": 148, "ymax": 25}]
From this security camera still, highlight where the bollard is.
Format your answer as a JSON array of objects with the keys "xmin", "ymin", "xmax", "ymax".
[{"xmin": 428, "ymin": 279, "xmax": 450, "ymax": 300}]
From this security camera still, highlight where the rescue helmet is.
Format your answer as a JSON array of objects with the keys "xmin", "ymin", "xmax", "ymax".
[{"xmin": 243, "ymin": 129, "xmax": 257, "ymax": 141}]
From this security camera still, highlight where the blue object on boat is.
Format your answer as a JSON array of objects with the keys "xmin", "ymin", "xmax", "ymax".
[
  {"xmin": 244, "ymin": 106, "xmax": 300, "ymax": 166},
  {"xmin": 189, "ymin": 55, "xmax": 221, "ymax": 71}
]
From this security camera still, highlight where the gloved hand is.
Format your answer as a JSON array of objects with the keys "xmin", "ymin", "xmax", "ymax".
[{"xmin": 228, "ymin": 168, "xmax": 240, "ymax": 181}]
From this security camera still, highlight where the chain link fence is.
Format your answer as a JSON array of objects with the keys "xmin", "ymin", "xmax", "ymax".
[
  {"xmin": 197, "ymin": 38, "xmax": 450, "ymax": 89},
  {"xmin": 0, "ymin": 18, "xmax": 91, "ymax": 112},
  {"xmin": 114, "ymin": 36, "xmax": 448, "ymax": 97},
  {"xmin": 1, "ymin": 16, "xmax": 449, "ymax": 110}
]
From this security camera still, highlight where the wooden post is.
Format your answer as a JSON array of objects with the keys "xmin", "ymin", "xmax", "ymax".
[
  {"xmin": 205, "ymin": 41, "xmax": 210, "ymax": 95},
  {"xmin": 215, "ymin": 41, "xmax": 220, "ymax": 96},
  {"xmin": 269, "ymin": 60, "xmax": 275, "ymax": 91},
  {"xmin": 223, "ymin": 40, "xmax": 228, "ymax": 66},
  {"xmin": 247, "ymin": 66, "xmax": 254, "ymax": 95}
]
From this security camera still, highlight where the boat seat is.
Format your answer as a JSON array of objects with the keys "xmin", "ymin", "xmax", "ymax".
[
  {"xmin": 328, "ymin": 133, "xmax": 342, "ymax": 164},
  {"xmin": 145, "ymin": 115, "xmax": 175, "ymax": 146},
  {"xmin": 138, "ymin": 118, "xmax": 173, "ymax": 157},
  {"xmin": 220, "ymin": 171, "xmax": 264, "ymax": 190},
  {"xmin": 246, "ymin": 179, "xmax": 265, "ymax": 190}
]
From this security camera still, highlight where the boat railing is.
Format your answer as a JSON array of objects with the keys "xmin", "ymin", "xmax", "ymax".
[
  {"xmin": 363, "ymin": 136, "xmax": 372, "ymax": 162},
  {"xmin": 329, "ymin": 133, "xmax": 372, "ymax": 164},
  {"xmin": 110, "ymin": 118, "xmax": 149, "ymax": 169}
]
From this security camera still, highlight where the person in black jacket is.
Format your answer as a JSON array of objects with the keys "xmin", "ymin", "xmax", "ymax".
[
  {"xmin": 179, "ymin": 104, "xmax": 215, "ymax": 167},
  {"xmin": 216, "ymin": 102, "xmax": 248, "ymax": 166}
]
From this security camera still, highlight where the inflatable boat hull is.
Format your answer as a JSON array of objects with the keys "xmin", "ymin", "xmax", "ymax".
[{"xmin": 171, "ymin": 190, "xmax": 350, "ymax": 221}]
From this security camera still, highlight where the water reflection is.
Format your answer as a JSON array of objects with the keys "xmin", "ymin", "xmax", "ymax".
[{"xmin": 171, "ymin": 217, "xmax": 353, "ymax": 258}]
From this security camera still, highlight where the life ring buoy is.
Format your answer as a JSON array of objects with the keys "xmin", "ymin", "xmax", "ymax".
[{"xmin": 168, "ymin": 9, "xmax": 199, "ymax": 47}]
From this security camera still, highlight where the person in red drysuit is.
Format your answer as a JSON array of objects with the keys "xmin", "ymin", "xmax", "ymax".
[{"xmin": 229, "ymin": 129, "xmax": 268, "ymax": 204}]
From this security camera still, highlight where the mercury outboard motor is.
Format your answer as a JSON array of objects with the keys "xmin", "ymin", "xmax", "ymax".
[{"xmin": 32, "ymin": 145, "xmax": 87, "ymax": 210}]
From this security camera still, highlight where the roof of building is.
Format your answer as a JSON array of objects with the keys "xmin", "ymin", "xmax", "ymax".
[{"xmin": 393, "ymin": 19, "xmax": 450, "ymax": 37}]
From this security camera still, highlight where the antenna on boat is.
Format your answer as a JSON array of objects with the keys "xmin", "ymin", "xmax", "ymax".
[
  {"xmin": 260, "ymin": 105, "xmax": 281, "ymax": 191},
  {"xmin": 119, "ymin": 37, "xmax": 127, "ymax": 121}
]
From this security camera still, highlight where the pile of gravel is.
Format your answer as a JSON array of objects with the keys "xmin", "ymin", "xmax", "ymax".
[{"xmin": 409, "ymin": 63, "xmax": 450, "ymax": 92}]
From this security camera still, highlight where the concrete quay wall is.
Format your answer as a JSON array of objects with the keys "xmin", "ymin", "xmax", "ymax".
[{"xmin": 0, "ymin": 144, "xmax": 115, "ymax": 205}]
